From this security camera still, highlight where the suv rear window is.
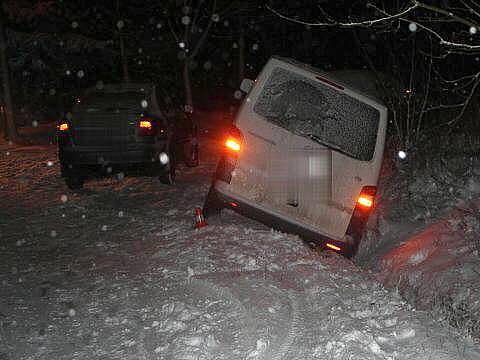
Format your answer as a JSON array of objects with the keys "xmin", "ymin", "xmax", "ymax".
[{"xmin": 253, "ymin": 67, "xmax": 380, "ymax": 161}]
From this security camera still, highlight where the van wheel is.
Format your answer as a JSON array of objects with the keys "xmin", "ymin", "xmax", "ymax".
[
  {"xmin": 203, "ymin": 186, "xmax": 223, "ymax": 219},
  {"xmin": 344, "ymin": 234, "xmax": 361, "ymax": 258}
]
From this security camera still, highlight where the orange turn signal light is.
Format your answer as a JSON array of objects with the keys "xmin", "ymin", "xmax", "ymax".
[
  {"xmin": 139, "ymin": 120, "xmax": 153, "ymax": 130},
  {"xmin": 225, "ymin": 137, "xmax": 241, "ymax": 152},
  {"xmin": 58, "ymin": 123, "xmax": 69, "ymax": 131},
  {"xmin": 326, "ymin": 243, "xmax": 341, "ymax": 252}
]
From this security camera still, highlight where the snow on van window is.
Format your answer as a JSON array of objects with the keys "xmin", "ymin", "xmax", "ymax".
[{"xmin": 253, "ymin": 67, "xmax": 380, "ymax": 161}]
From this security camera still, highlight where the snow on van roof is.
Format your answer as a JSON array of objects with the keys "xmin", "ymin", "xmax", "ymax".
[{"xmin": 270, "ymin": 56, "xmax": 386, "ymax": 106}]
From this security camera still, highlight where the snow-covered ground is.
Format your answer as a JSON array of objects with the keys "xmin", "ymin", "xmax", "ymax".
[
  {"xmin": 357, "ymin": 133, "xmax": 480, "ymax": 340},
  {"xmin": 1, "ymin": 136, "xmax": 480, "ymax": 359}
]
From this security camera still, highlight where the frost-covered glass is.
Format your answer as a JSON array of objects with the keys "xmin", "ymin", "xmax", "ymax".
[{"xmin": 253, "ymin": 67, "xmax": 380, "ymax": 161}]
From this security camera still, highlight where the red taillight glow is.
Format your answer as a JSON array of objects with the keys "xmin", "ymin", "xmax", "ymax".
[
  {"xmin": 356, "ymin": 186, "xmax": 377, "ymax": 210},
  {"xmin": 229, "ymin": 202, "xmax": 238, "ymax": 207},
  {"xmin": 326, "ymin": 243, "xmax": 341, "ymax": 251},
  {"xmin": 225, "ymin": 137, "xmax": 241, "ymax": 152},
  {"xmin": 139, "ymin": 120, "xmax": 153, "ymax": 130},
  {"xmin": 58, "ymin": 123, "xmax": 69, "ymax": 131},
  {"xmin": 357, "ymin": 195, "xmax": 373, "ymax": 209}
]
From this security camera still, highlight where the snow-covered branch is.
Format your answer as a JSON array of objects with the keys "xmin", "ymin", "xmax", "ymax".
[{"xmin": 266, "ymin": 2, "xmax": 419, "ymax": 28}]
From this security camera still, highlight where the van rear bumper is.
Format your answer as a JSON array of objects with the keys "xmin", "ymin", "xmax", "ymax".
[{"xmin": 209, "ymin": 182, "xmax": 355, "ymax": 256}]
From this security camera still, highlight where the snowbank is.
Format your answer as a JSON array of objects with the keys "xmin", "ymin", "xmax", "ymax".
[{"xmin": 357, "ymin": 132, "xmax": 480, "ymax": 340}]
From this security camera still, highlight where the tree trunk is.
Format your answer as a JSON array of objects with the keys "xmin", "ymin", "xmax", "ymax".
[
  {"xmin": 183, "ymin": 60, "xmax": 193, "ymax": 113},
  {"xmin": 238, "ymin": 21, "xmax": 245, "ymax": 85},
  {"xmin": 0, "ymin": 13, "xmax": 18, "ymax": 142},
  {"xmin": 119, "ymin": 35, "xmax": 129, "ymax": 83}
]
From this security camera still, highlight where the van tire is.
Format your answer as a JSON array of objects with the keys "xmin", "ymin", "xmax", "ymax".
[{"xmin": 203, "ymin": 186, "xmax": 223, "ymax": 218}]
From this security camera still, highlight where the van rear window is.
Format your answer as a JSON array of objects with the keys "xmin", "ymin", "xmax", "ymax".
[{"xmin": 253, "ymin": 67, "xmax": 380, "ymax": 161}]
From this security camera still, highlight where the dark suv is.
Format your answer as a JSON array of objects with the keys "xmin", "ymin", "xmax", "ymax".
[{"xmin": 57, "ymin": 83, "xmax": 198, "ymax": 190}]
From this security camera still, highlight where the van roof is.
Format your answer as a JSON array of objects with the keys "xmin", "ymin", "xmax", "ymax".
[{"xmin": 270, "ymin": 56, "xmax": 386, "ymax": 107}]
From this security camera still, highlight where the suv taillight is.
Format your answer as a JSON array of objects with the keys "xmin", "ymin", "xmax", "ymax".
[
  {"xmin": 57, "ymin": 122, "xmax": 69, "ymax": 132},
  {"xmin": 216, "ymin": 126, "xmax": 243, "ymax": 183},
  {"xmin": 137, "ymin": 117, "xmax": 156, "ymax": 136}
]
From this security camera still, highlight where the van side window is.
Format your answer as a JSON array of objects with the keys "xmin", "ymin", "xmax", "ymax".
[{"xmin": 253, "ymin": 67, "xmax": 380, "ymax": 161}]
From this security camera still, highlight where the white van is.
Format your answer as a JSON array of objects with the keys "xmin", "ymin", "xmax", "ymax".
[{"xmin": 203, "ymin": 57, "xmax": 387, "ymax": 257}]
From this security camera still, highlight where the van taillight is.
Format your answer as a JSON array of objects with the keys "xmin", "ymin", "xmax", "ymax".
[
  {"xmin": 225, "ymin": 137, "xmax": 241, "ymax": 152},
  {"xmin": 356, "ymin": 186, "xmax": 376, "ymax": 211},
  {"xmin": 216, "ymin": 126, "xmax": 243, "ymax": 183},
  {"xmin": 224, "ymin": 126, "xmax": 243, "ymax": 153}
]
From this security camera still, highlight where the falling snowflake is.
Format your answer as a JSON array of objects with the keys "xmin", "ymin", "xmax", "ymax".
[
  {"xmin": 47, "ymin": 161, "xmax": 54, "ymax": 167},
  {"xmin": 138, "ymin": 60, "xmax": 143, "ymax": 65},
  {"xmin": 234, "ymin": 90, "xmax": 243, "ymax": 100},
  {"xmin": 65, "ymin": 70, "xmax": 71, "ymax": 76},
  {"xmin": 81, "ymin": 214, "xmax": 86, "ymax": 219},
  {"xmin": 50, "ymin": 230, "xmax": 57, "ymax": 237},
  {"xmin": 398, "ymin": 150, "xmax": 407, "ymax": 160},
  {"xmin": 49, "ymin": 88, "xmax": 56, "ymax": 96},
  {"xmin": 117, "ymin": 20, "xmax": 125, "ymax": 29},
  {"xmin": 60, "ymin": 194, "xmax": 68, "ymax": 203},
  {"xmin": 252, "ymin": 43, "xmax": 259, "ymax": 51},
  {"xmin": 118, "ymin": 211, "xmax": 124, "ymax": 218},
  {"xmin": 470, "ymin": 26, "xmax": 478, "ymax": 35},
  {"xmin": 71, "ymin": 21, "xmax": 79, "ymax": 29},
  {"xmin": 32, "ymin": 120, "xmax": 38, "ymax": 128},
  {"xmin": 101, "ymin": 225, "xmax": 108, "ymax": 231},
  {"xmin": 182, "ymin": 16, "xmax": 191, "ymax": 25},
  {"xmin": 77, "ymin": 70, "xmax": 85, "ymax": 78},
  {"xmin": 157, "ymin": 23, "xmax": 162, "ymax": 29},
  {"xmin": 223, "ymin": 20, "xmax": 229, "ymax": 27},
  {"xmin": 232, "ymin": 42, "xmax": 238, "ymax": 49},
  {"xmin": 5, "ymin": 151, "xmax": 10, "ymax": 156},
  {"xmin": 68, "ymin": 308, "xmax": 76, "ymax": 317},
  {"xmin": 138, "ymin": 48, "xmax": 143, "ymax": 54},
  {"xmin": 141, "ymin": 99, "xmax": 148, "ymax": 108},
  {"xmin": 211, "ymin": 14, "xmax": 220, "ymax": 22},
  {"xmin": 178, "ymin": 42, "xmax": 186, "ymax": 49},
  {"xmin": 106, "ymin": 166, "xmax": 112, "ymax": 174},
  {"xmin": 96, "ymin": 81, "xmax": 104, "ymax": 90},
  {"xmin": 408, "ymin": 22, "xmax": 417, "ymax": 32}
]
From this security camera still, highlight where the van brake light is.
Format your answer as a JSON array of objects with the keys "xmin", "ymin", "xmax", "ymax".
[
  {"xmin": 356, "ymin": 186, "xmax": 377, "ymax": 210},
  {"xmin": 225, "ymin": 137, "xmax": 241, "ymax": 152}
]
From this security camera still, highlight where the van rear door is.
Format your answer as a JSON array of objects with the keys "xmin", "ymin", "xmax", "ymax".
[{"xmin": 230, "ymin": 58, "xmax": 386, "ymax": 241}]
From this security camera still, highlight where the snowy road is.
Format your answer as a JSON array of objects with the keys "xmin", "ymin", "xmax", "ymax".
[{"xmin": 1, "ymin": 138, "xmax": 479, "ymax": 360}]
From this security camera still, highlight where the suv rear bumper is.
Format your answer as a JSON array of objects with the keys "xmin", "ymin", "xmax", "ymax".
[
  {"xmin": 60, "ymin": 144, "xmax": 165, "ymax": 165},
  {"xmin": 209, "ymin": 181, "xmax": 356, "ymax": 256}
]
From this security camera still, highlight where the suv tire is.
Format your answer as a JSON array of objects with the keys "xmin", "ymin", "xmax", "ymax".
[{"xmin": 64, "ymin": 170, "xmax": 84, "ymax": 190}]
